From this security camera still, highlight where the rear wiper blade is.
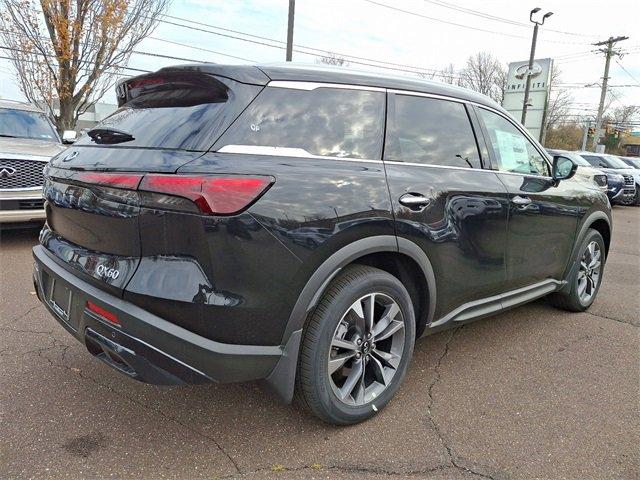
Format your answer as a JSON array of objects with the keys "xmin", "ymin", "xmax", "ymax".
[
  {"xmin": 87, "ymin": 127, "xmax": 135, "ymax": 145},
  {"xmin": 0, "ymin": 134, "xmax": 18, "ymax": 138}
]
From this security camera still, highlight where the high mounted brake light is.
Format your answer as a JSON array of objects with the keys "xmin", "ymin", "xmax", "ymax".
[{"xmin": 138, "ymin": 175, "xmax": 274, "ymax": 215}]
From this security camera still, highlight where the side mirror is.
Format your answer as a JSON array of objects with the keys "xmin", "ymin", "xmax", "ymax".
[
  {"xmin": 552, "ymin": 155, "xmax": 577, "ymax": 184},
  {"xmin": 62, "ymin": 130, "xmax": 77, "ymax": 144}
]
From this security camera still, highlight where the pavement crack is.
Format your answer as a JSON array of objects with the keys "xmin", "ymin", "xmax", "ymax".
[
  {"xmin": 584, "ymin": 311, "xmax": 638, "ymax": 327},
  {"xmin": 424, "ymin": 327, "xmax": 499, "ymax": 480},
  {"xmin": 8, "ymin": 305, "xmax": 42, "ymax": 325},
  {"xmin": 225, "ymin": 462, "xmax": 457, "ymax": 478}
]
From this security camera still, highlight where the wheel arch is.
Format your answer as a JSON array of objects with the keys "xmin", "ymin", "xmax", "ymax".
[
  {"xmin": 562, "ymin": 210, "xmax": 611, "ymax": 283},
  {"xmin": 263, "ymin": 235, "xmax": 437, "ymax": 403}
]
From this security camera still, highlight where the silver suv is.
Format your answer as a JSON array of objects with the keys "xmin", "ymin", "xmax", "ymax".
[{"xmin": 0, "ymin": 100, "xmax": 72, "ymax": 225}]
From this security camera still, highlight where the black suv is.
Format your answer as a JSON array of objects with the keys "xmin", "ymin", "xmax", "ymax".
[{"xmin": 33, "ymin": 64, "xmax": 611, "ymax": 425}]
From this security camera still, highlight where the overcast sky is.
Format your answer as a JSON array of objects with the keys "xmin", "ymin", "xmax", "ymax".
[{"xmin": 1, "ymin": 0, "xmax": 638, "ymax": 119}]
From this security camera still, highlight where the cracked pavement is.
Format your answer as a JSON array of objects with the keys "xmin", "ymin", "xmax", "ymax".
[{"xmin": 1, "ymin": 206, "xmax": 638, "ymax": 479}]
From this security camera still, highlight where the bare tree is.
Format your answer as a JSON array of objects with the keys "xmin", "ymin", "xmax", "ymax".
[
  {"xmin": 544, "ymin": 66, "xmax": 573, "ymax": 131},
  {"xmin": 439, "ymin": 63, "xmax": 462, "ymax": 86},
  {"xmin": 0, "ymin": 0, "xmax": 170, "ymax": 133},
  {"xmin": 316, "ymin": 53, "xmax": 350, "ymax": 67},
  {"xmin": 459, "ymin": 52, "xmax": 507, "ymax": 103},
  {"xmin": 604, "ymin": 105, "xmax": 640, "ymax": 128}
]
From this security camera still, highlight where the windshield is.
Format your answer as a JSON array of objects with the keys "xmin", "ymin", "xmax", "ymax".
[
  {"xmin": 604, "ymin": 155, "xmax": 632, "ymax": 169},
  {"xmin": 0, "ymin": 108, "xmax": 59, "ymax": 141}
]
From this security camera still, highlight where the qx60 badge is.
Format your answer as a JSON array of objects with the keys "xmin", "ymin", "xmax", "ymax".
[{"xmin": 96, "ymin": 264, "xmax": 120, "ymax": 280}]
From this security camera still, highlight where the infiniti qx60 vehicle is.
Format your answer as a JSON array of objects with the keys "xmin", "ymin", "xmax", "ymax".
[
  {"xmin": 0, "ymin": 100, "xmax": 76, "ymax": 226},
  {"xmin": 33, "ymin": 64, "xmax": 611, "ymax": 425}
]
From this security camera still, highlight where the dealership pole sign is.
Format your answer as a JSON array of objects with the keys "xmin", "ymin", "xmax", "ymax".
[{"xmin": 502, "ymin": 58, "xmax": 553, "ymax": 142}]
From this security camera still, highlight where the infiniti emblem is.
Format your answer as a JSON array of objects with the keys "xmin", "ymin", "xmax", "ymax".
[
  {"xmin": 0, "ymin": 166, "xmax": 16, "ymax": 178},
  {"xmin": 61, "ymin": 151, "xmax": 79, "ymax": 162}
]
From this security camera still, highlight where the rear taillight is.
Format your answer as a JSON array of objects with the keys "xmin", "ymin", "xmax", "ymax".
[
  {"xmin": 75, "ymin": 172, "xmax": 144, "ymax": 190},
  {"xmin": 138, "ymin": 174, "xmax": 273, "ymax": 215}
]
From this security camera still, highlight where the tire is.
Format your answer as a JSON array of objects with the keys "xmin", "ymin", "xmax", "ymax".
[
  {"xmin": 295, "ymin": 264, "xmax": 415, "ymax": 425},
  {"xmin": 548, "ymin": 228, "xmax": 606, "ymax": 312}
]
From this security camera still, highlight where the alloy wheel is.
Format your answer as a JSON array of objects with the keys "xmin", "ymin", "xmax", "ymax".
[
  {"xmin": 327, "ymin": 293, "xmax": 405, "ymax": 406},
  {"xmin": 578, "ymin": 241, "xmax": 601, "ymax": 304}
]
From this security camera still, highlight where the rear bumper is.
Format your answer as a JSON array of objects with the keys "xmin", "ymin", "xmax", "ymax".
[{"xmin": 32, "ymin": 245, "xmax": 283, "ymax": 385}]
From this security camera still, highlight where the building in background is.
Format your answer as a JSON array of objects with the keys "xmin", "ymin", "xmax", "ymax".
[
  {"xmin": 620, "ymin": 132, "xmax": 640, "ymax": 157},
  {"xmin": 502, "ymin": 58, "xmax": 553, "ymax": 143},
  {"xmin": 36, "ymin": 99, "xmax": 117, "ymax": 132}
]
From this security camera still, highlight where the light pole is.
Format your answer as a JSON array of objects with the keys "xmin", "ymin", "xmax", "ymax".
[
  {"xmin": 286, "ymin": 0, "xmax": 295, "ymax": 62},
  {"xmin": 521, "ymin": 8, "xmax": 553, "ymax": 126}
]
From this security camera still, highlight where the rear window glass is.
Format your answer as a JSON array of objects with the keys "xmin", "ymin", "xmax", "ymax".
[
  {"xmin": 75, "ymin": 73, "xmax": 259, "ymax": 151},
  {"xmin": 384, "ymin": 95, "xmax": 481, "ymax": 168},
  {"xmin": 216, "ymin": 86, "xmax": 385, "ymax": 159}
]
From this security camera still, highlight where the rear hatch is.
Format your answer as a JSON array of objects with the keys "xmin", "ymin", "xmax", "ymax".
[{"xmin": 42, "ymin": 68, "xmax": 266, "ymax": 296}]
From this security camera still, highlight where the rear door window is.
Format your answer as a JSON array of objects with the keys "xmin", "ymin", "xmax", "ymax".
[
  {"xmin": 215, "ymin": 86, "xmax": 385, "ymax": 159},
  {"xmin": 384, "ymin": 94, "xmax": 481, "ymax": 168},
  {"xmin": 75, "ymin": 73, "xmax": 261, "ymax": 151}
]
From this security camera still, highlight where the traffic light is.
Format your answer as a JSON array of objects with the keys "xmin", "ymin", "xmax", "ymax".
[{"xmin": 588, "ymin": 126, "xmax": 595, "ymax": 136}]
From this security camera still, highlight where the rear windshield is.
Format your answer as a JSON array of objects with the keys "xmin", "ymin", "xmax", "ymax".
[{"xmin": 76, "ymin": 73, "xmax": 260, "ymax": 151}]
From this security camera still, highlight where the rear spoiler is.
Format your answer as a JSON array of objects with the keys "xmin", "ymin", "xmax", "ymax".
[{"xmin": 115, "ymin": 65, "xmax": 270, "ymax": 107}]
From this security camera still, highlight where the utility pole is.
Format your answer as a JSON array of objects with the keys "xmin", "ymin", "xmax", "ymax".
[
  {"xmin": 285, "ymin": 0, "xmax": 295, "ymax": 62},
  {"xmin": 581, "ymin": 121, "xmax": 590, "ymax": 151},
  {"xmin": 521, "ymin": 8, "xmax": 553, "ymax": 126},
  {"xmin": 592, "ymin": 35, "xmax": 628, "ymax": 151}
]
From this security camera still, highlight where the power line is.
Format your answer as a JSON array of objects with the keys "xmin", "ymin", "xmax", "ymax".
[
  {"xmin": 148, "ymin": 36, "xmax": 257, "ymax": 62},
  {"xmin": 363, "ymin": 0, "xmax": 588, "ymax": 45},
  {"xmin": 0, "ymin": 45, "xmax": 150, "ymax": 74},
  {"xmin": 153, "ymin": 16, "xmax": 467, "ymax": 80},
  {"xmin": 419, "ymin": 0, "xmax": 599, "ymax": 38},
  {"xmin": 615, "ymin": 59, "xmax": 640, "ymax": 86}
]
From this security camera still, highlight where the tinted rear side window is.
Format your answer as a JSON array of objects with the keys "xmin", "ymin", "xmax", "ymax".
[
  {"xmin": 75, "ymin": 73, "xmax": 261, "ymax": 151},
  {"xmin": 216, "ymin": 86, "xmax": 385, "ymax": 159},
  {"xmin": 384, "ymin": 95, "xmax": 481, "ymax": 168}
]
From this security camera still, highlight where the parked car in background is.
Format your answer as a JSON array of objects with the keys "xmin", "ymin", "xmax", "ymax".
[
  {"xmin": 620, "ymin": 156, "xmax": 640, "ymax": 169},
  {"xmin": 575, "ymin": 151, "xmax": 638, "ymax": 205},
  {"xmin": 0, "ymin": 100, "xmax": 76, "ymax": 226},
  {"xmin": 546, "ymin": 149, "xmax": 607, "ymax": 192},
  {"xmin": 33, "ymin": 64, "xmax": 611, "ymax": 425}
]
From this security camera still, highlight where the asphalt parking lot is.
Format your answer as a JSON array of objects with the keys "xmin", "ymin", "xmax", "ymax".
[{"xmin": 1, "ymin": 207, "xmax": 638, "ymax": 480}]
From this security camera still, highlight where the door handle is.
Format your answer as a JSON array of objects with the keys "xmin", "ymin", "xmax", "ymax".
[
  {"xmin": 399, "ymin": 193, "xmax": 431, "ymax": 209},
  {"xmin": 511, "ymin": 195, "xmax": 532, "ymax": 207}
]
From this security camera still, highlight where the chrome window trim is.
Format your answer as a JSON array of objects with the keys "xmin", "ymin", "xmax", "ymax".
[
  {"xmin": 216, "ymin": 145, "xmax": 383, "ymax": 164},
  {"xmin": 383, "ymin": 160, "xmax": 494, "ymax": 173},
  {"xmin": 267, "ymin": 81, "xmax": 386, "ymax": 92},
  {"xmin": 387, "ymin": 88, "xmax": 468, "ymax": 105}
]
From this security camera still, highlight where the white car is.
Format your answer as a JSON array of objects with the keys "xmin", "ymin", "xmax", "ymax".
[
  {"xmin": 0, "ymin": 100, "xmax": 74, "ymax": 226},
  {"xmin": 546, "ymin": 149, "xmax": 608, "ymax": 192}
]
